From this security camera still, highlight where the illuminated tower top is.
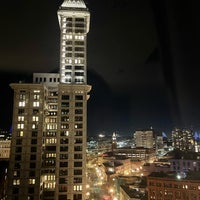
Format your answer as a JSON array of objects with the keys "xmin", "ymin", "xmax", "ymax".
[
  {"xmin": 61, "ymin": 0, "xmax": 87, "ymax": 9},
  {"xmin": 58, "ymin": 0, "xmax": 90, "ymax": 84}
]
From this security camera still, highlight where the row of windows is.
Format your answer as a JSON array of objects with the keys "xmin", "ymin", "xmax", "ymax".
[
  {"xmin": 63, "ymin": 29, "xmax": 86, "ymax": 34},
  {"xmin": 19, "ymin": 94, "xmax": 40, "ymax": 100},
  {"xmin": 17, "ymin": 121, "xmax": 83, "ymax": 130},
  {"xmin": 60, "ymin": 124, "xmax": 83, "ymax": 129},
  {"xmin": 45, "ymin": 145, "xmax": 82, "ymax": 152},
  {"xmin": 63, "ymin": 58, "xmax": 84, "ymax": 65},
  {"xmin": 18, "ymin": 109, "xmax": 39, "ymax": 115},
  {"xmin": 48, "ymin": 102, "xmax": 83, "ymax": 109},
  {"xmin": 62, "ymin": 77, "xmax": 84, "ymax": 84},
  {"xmin": 13, "ymin": 178, "xmax": 35, "ymax": 186},
  {"xmin": 62, "ymin": 22, "xmax": 85, "ymax": 28},
  {"xmin": 63, "ymin": 40, "xmax": 84, "ymax": 46},
  {"xmin": 63, "ymin": 47, "xmax": 84, "ymax": 52},
  {"xmin": 63, "ymin": 65, "xmax": 84, "ymax": 70},
  {"xmin": 62, "ymin": 17, "xmax": 85, "ymax": 22},
  {"xmin": 17, "ymin": 123, "xmax": 39, "ymax": 130},
  {"xmin": 64, "ymin": 72, "xmax": 84, "ymax": 77},
  {"xmin": 63, "ymin": 35, "xmax": 84, "ymax": 40},
  {"xmin": 18, "ymin": 101, "xmax": 40, "ymax": 107},
  {"xmin": 35, "ymin": 77, "xmax": 59, "ymax": 83},
  {"xmin": 15, "ymin": 130, "xmax": 82, "ymax": 138},
  {"xmin": 63, "ymin": 53, "xmax": 84, "ymax": 58}
]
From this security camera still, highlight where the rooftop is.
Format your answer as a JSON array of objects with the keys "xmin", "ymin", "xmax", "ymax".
[
  {"xmin": 168, "ymin": 150, "xmax": 200, "ymax": 160},
  {"xmin": 149, "ymin": 171, "xmax": 200, "ymax": 181},
  {"xmin": 120, "ymin": 185, "xmax": 147, "ymax": 199}
]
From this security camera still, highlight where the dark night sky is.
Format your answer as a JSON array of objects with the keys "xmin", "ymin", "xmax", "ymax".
[{"xmin": 0, "ymin": 0, "xmax": 200, "ymax": 136}]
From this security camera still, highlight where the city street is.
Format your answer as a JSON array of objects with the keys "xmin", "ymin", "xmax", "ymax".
[{"xmin": 87, "ymin": 159, "xmax": 117, "ymax": 200}]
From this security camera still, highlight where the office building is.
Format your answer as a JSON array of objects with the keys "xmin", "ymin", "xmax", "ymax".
[
  {"xmin": 7, "ymin": 0, "xmax": 91, "ymax": 199},
  {"xmin": 134, "ymin": 129, "xmax": 154, "ymax": 149},
  {"xmin": 172, "ymin": 128, "xmax": 194, "ymax": 151}
]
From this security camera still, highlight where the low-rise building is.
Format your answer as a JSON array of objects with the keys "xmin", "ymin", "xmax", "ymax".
[
  {"xmin": 147, "ymin": 171, "xmax": 200, "ymax": 200},
  {"xmin": 169, "ymin": 150, "xmax": 200, "ymax": 172},
  {"xmin": 114, "ymin": 147, "xmax": 156, "ymax": 162}
]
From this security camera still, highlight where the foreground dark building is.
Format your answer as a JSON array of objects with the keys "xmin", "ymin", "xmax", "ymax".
[{"xmin": 7, "ymin": 1, "xmax": 91, "ymax": 199}]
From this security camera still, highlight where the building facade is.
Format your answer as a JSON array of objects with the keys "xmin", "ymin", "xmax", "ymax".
[
  {"xmin": 0, "ymin": 140, "xmax": 10, "ymax": 160},
  {"xmin": 148, "ymin": 172, "xmax": 200, "ymax": 200},
  {"xmin": 134, "ymin": 129, "xmax": 154, "ymax": 149},
  {"xmin": 170, "ymin": 151, "xmax": 200, "ymax": 172},
  {"xmin": 172, "ymin": 128, "xmax": 194, "ymax": 151},
  {"xmin": 7, "ymin": 1, "xmax": 91, "ymax": 200}
]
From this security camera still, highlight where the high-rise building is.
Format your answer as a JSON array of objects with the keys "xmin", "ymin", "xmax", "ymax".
[
  {"xmin": 7, "ymin": 1, "xmax": 91, "ymax": 200},
  {"xmin": 134, "ymin": 129, "xmax": 154, "ymax": 149},
  {"xmin": 172, "ymin": 128, "xmax": 194, "ymax": 151}
]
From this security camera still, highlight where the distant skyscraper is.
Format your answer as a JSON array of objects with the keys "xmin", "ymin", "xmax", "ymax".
[
  {"xmin": 172, "ymin": 128, "xmax": 194, "ymax": 151},
  {"xmin": 134, "ymin": 129, "xmax": 154, "ymax": 149},
  {"xmin": 7, "ymin": 1, "xmax": 91, "ymax": 200}
]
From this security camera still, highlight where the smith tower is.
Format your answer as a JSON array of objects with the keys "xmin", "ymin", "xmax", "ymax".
[
  {"xmin": 7, "ymin": 0, "xmax": 91, "ymax": 200},
  {"xmin": 58, "ymin": 0, "xmax": 90, "ymax": 85}
]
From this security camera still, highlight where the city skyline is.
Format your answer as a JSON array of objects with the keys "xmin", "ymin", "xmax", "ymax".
[{"xmin": 1, "ymin": 0, "xmax": 200, "ymax": 136}]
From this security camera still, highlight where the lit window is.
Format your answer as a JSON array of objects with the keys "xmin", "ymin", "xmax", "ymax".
[
  {"xmin": 32, "ymin": 124, "xmax": 37, "ymax": 130},
  {"xmin": 18, "ymin": 116, "xmax": 24, "ymax": 121},
  {"xmin": 17, "ymin": 123, "xmax": 24, "ymax": 129},
  {"xmin": 73, "ymin": 185, "xmax": 82, "ymax": 191},
  {"xmin": 17, "ymin": 131, "xmax": 23, "ymax": 137},
  {"xmin": 19, "ymin": 101, "xmax": 25, "ymax": 107},
  {"xmin": 66, "ymin": 59, "xmax": 72, "ymax": 64},
  {"xmin": 44, "ymin": 182, "xmax": 56, "ymax": 189},
  {"xmin": 19, "ymin": 94, "xmax": 25, "ymax": 100},
  {"xmin": 46, "ymin": 138, "xmax": 57, "ymax": 144},
  {"xmin": 33, "ymin": 94, "xmax": 39, "ymax": 100},
  {"xmin": 32, "ymin": 116, "xmax": 39, "ymax": 122},
  {"xmin": 46, "ymin": 124, "xmax": 57, "ymax": 130},
  {"xmin": 33, "ymin": 90, "xmax": 40, "ymax": 93},
  {"xmin": 61, "ymin": 131, "xmax": 69, "ymax": 136},
  {"xmin": 29, "ymin": 179, "xmax": 35, "ymax": 184},
  {"xmin": 44, "ymin": 175, "xmax": 55, "ymax": 181},
  {"xmin": 46, "ymin": 153, "xmax": 56, "ymax": 158},
  {"xmin": 13, "ymin": 179, "xmax": 20, "ymax": 185},
  {"xmin": 66, "ymin": 35, "xmax": 72, "ymax": 39},
  {"xmin": 33, "ymin": 102, "xmax": 39, "ymax": 107},
  {"xmin": 75, "ymin": 35, "xmax": 84, "ymax": 40}
]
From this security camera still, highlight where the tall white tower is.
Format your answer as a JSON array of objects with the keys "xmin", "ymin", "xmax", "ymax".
[{"xmin": 58, "ymin": 0, "xmax": 90, "ymax": 84}]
